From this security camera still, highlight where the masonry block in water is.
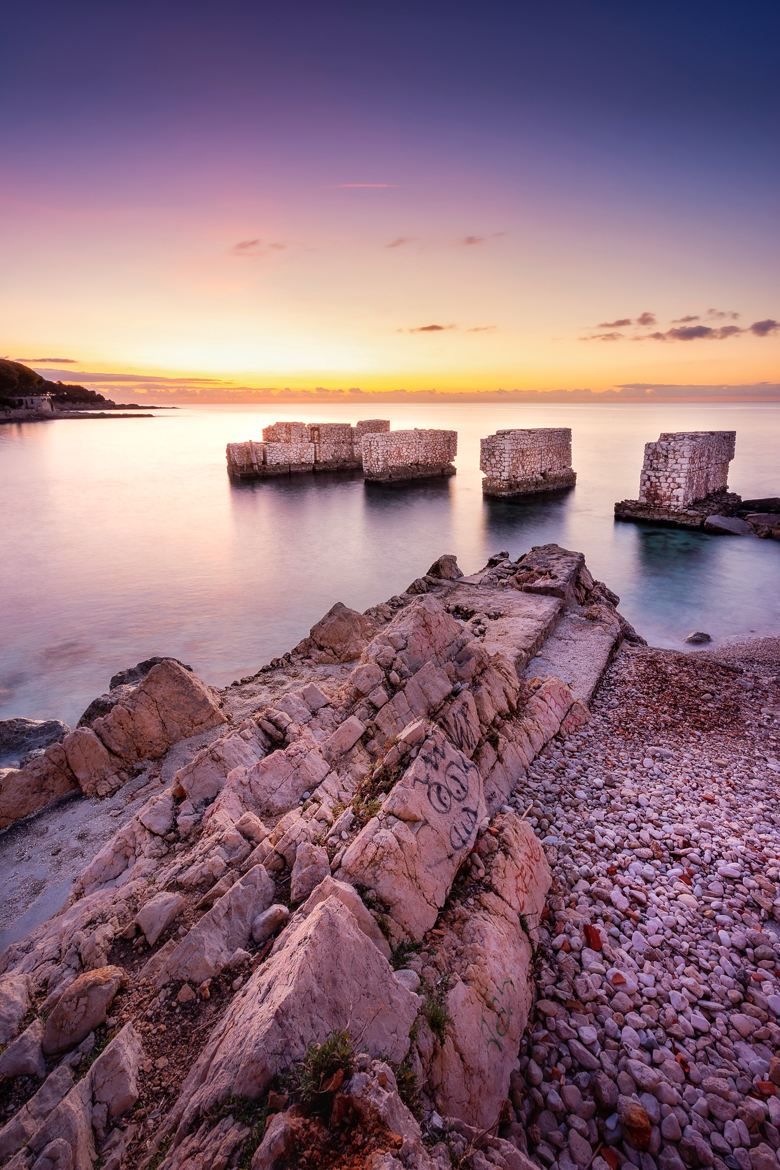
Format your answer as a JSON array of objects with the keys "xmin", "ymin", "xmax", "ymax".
[
  {"xmin": 361, "ymin": 428, "xmax": 457, "ymax": 482},
  {"xmin": 225, "ymin": 419, "xmax": 390, "ymax": 479},
  {"xmin": 480, "ymin": 428, "xmax": 576, "ymax": 498},
  {"xmin": 615, "ymin": 430, "xmax": 739, "ymax": 527}
]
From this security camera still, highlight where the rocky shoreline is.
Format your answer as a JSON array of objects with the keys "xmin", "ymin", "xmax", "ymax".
[{"xmin": 0, "ymin": 547, "xmax": 777, "ymax": 1170}]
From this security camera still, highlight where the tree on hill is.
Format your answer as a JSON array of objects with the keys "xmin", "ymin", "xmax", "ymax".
[{"xmin": 0, "ymin": 359, "xmax": 115, "ymax": 408}]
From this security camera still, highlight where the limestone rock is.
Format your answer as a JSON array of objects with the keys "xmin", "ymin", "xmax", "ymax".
[
  {"xmin": 251, "ymin": 904, "xmax": 290, "ymax": 945},
  {"xmin": 290, "ymin": 842, "xmax": 330, "ymax": 903},
  {"xmin": 0, "ymin": 748, "xmax": 79, "ymax": 830},
  {"xmin": 426, "ymin": 553, "xmax": 463, "ymax": 580},
  {"xmin": 0, "ymin": 1018, "xmax": 46, "ymax": 1080},
  {"xmin": 42, "ymin": 966, "xmax": 127, "ymax": 1056},
  {"xmin": 293, "ymin": 875, "xmax": 392, "ymax": 960},
  {"xmin": 90, "ymin": 1022, "xmax": 144, "ymax": 1123},
  {"xmin": 62, "ymin": 726, "xmax": 119, "ymax": 796},
  {"xmin": 425, "ymin": 812, "xmax": 551, "ymax": 1127},
  {"xmin": 170, "ymin": 896, "xmax": 419, "ymax": 1140},
  {"xmin": 90, "ymin": 658, "xmax": 226, "ymax": 763},
  {"xmin": 305, "ymin": 602, "xmax": 377, "ymax": 663},
  {"xmin": 339, "ymin": 726, "xmax": 486, "ymax": 941},
  {"xmin": 0, "ymin": 718, "xmax": 69, "ymax": 766},
  {"xmin": 135, "ymin": 890, "xmax": 185, "ymax": 945},
  {"xmin": 704, "ymin": 513, "xmax": 752, "ymax": 535},
  {"xmin": 155, "ymin": 864, "xmax": 275, "ymax": 986},
  {"xmin": 0, "ymin": 660, "xmax": 225, "ymax": 830},
  {"xmin": 0, "ymin": 974, "xmax": 31, "ymax": 1045}
]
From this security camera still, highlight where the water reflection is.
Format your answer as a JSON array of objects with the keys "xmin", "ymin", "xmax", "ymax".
[{"xmin": 2, "ymin": 402, "xmax": 779, "ymax": 723}]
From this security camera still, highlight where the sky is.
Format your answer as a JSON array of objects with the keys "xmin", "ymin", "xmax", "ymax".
[{"xmin": 2, "ymin": 0, "xmax": 779, "ymax": 399}]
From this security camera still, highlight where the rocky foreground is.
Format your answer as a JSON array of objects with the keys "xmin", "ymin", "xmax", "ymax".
[{"xmin": 0, "ymin": 546, "xmax": 777, "ymax": 1170}]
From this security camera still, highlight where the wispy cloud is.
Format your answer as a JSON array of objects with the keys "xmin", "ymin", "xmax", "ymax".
[
  {"xmin": 230, "ymin": 239, "xmax": 287, "ymax": 257},
  {"xmin": 17, "ymin": 356, "xmax": 78, "ymax": 364},
  {"xmin": 385, "ymin": 236, "xmax": 416, "ymax": 249},
  {"xmin": 640, "ymin": 319, "xmax": 773, "ymax": 341},
  {"xmin": 589, "ymin": 311, "xmax": 656, "ymax": 332},
  {"xmin": 459, "ymin": 232, "xmax": 506, "ymax": 246},
  {"xmin": 398, "ymin": 323, "xmax": 496, "ymax": 334},
  {"xmin": 706, "ymin": 308, "xmax": 740, "ymax": 320},
  {"xmin": 583, "ymin": 308, "xmax": 776, "ymax": 342},
  {"xmin": 403, "ymin": 323, "xmax": 455, "ymax": 333}
]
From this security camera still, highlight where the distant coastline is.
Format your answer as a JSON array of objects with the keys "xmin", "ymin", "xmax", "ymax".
[{"xmin": 0, "ymin": 357, "xmax": 167, "ymax": 422}]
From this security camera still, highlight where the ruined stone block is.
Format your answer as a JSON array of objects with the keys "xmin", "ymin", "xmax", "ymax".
[
  {"xmin": 480, "ymin": 428, "xmax": 576, "ymax": 497},
  {"xmin": 362, "ymin": 428, "xmax": 457, "ymax": 481}
]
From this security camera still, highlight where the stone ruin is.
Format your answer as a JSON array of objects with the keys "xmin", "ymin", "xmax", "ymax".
[
  {"xmin": 480, "ymin": 428, "xmax": 576, "ymax": 498},
  {"xmin": 615, "ymin": 431, "xmax": 741, "ymax": 529},
  {"xmin": 361, "ymin": 427, "xmax": 458, "ymax": 482},
  {"xmin": 226, "ymin": 418, "xmax": 390, "ymax": 479}
]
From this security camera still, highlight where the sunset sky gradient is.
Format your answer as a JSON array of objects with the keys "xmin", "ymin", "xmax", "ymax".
[{"xmin": 2, "ymin": 0, "xmax": 779, "ymax": 398}]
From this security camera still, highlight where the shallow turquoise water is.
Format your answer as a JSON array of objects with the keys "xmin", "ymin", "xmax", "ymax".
[{"xmin": 1, "ymin": 401, "xmax": 778, "ymax": 725}]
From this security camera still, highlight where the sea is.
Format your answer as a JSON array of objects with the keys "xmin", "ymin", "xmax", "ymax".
[{"xmin": 1, "ymin": 401, "xmax": 778, "ymax": 726}]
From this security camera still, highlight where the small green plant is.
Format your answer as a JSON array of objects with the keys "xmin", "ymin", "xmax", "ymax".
[
  {"xmin": 422, "ymin": 981, "xmax": 451, "ymax": 1043},
  {"xmin": 393, "ymin": 1057, "xmax": 420, "ymax": 1115},
  {"xmin": 292, "ymin": 1030, "xmax": 354, "ymax": 1110},
  {"xmin": 76, "ymin": 1026, "xmax": 113, "ymax": 1076},
  {"xmin": 391, "ymin": 939, "xmax": 421, "ymax": 970},
  {"xmin": 350, "ymin": 759, "xmax": 404, "ymax": 827},
  {"xmin": 351, "ymin": 792, "xmax": 382, "ymax": 826}
]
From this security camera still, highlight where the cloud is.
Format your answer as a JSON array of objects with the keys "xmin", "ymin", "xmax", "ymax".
[
  {"xmin": 399, "ymin": 323, "xmax": 495, "ymax": 334},
  {"xmin": 590, "ymin": 311, "xmax": 655, "ymax": 329},
  {"xmin": 749, "ymin": 318, "xmax": 779, "ymax": 336},
  {"xmin": 459, "ymin": 232, "xmax": 506, "ymax": 246},
  {"xmin": 230, "ymin": 239, "xmax": 286, "ymax": 257},
  {"xmin": 707, "ymin": 308, "xmax": 740, "ymax": 320},
  {"xmin": 581, "ymin": 331, "xmax": 625, "ymax": 342},
  {"xmin": 671, "ymin": 315, "xmax": 700, "ymax": 323},
  {"xmin": 17, "ymin": 356, "xmax": 78, "ymax": 363},
  {"xmin": 645, "ymin": 322, "xmax": 748, "ymax": 341},
  {"xmin": 385, "ymin": 236, "xmax": 415, "ymax": 249}
]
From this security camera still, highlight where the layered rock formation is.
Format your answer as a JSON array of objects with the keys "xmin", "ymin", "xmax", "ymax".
[
  {"xmin": 0, "ymin": 546, "xmax": 639, "ymax": 1170},
  {"xmin": 481, "ymin": 429, "xmax": 576, "ymax": 498},
  {"xmin": 362, "ymin": 428, "xmax": 458, "ymax": 481},
  {"xmin": 226, "ymin": 419, "xmax": 390, "ymax": 479},
  {"xmin": 0, "ymin": 660, "xmax": 226, "ymax": 829}
]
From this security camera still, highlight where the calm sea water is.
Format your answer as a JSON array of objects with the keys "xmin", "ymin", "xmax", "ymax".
[{"xmin": 1, "ymin": 402, "xmax": 779, "ymax": 725}]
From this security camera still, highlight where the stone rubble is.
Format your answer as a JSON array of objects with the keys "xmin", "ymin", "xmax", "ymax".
[{"xmin": 507, "ymin": 644, "xmax": 780, "ymax": 1170}]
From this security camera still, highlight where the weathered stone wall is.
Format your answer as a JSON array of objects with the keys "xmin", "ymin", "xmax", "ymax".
[
  {"xmin": 362, "ymin": 428, "xmax": 457, "ymax": 481},
  {"xmin": 480, "ymin": 428, "xmax": 576, "ymax": 497},
  {"xmin": 637, "ymin": 431, "xmax": 736, "ymax": 507},
  {"xmin": 226, "ymin": 419, "xmax": 390, "ymax": 479}
]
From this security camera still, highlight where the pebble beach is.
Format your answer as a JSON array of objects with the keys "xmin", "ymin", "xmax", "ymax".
[{"xmin": 511, "ymin": 642, "xmax": 780, "ymax": 1170}]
